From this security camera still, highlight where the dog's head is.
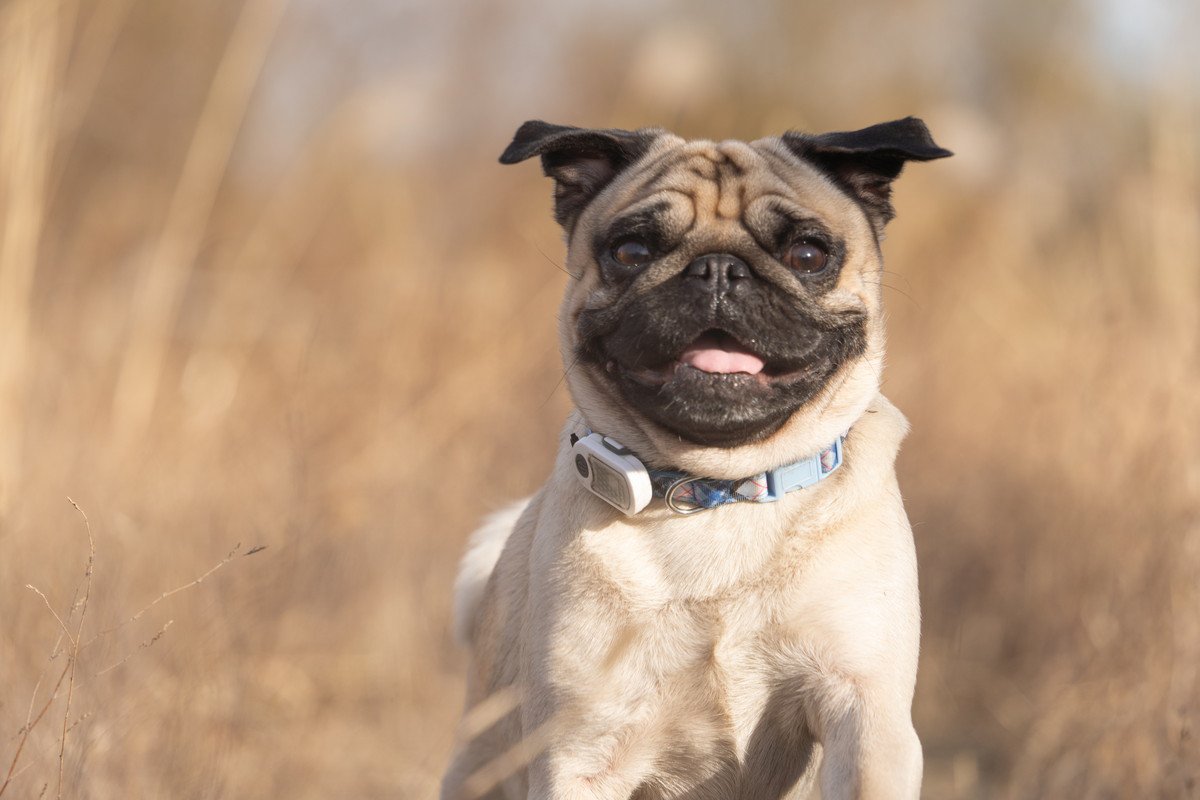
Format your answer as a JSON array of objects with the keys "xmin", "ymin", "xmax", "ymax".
[{"xmin": 501, "ymin": 119, "xmax": 950, "ymax": 477}]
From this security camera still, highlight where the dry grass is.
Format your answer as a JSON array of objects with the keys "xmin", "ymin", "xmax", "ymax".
[{"xmin": 0, "ymin": 1, "xmax": 1196, "ymax": 798}]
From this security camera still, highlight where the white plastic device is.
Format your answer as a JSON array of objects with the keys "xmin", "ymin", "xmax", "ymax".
[{"xmin": 570, "ymin": 432, "xmax": 653, "ymax": 516}]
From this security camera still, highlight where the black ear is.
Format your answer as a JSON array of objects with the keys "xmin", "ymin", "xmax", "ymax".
[
  {"xmin": 783, "ymin": 117, "xmax": 952, "ymax": 229},
  {"xmin": 499, "ymin": 120, "xmax": 660, "ymax": 229}
]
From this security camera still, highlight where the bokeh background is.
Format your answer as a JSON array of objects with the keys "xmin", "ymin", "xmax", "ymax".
[{"xmin": 0, "ymin": 0, "xmax": 1197, "ymax": 797}]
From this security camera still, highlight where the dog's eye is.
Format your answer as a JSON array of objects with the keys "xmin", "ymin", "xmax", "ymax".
[
  {"xmin": 611, "ymin": 239, "xmax": 653, "ymax": 268},
  {"xmin": 783, "ymin": 240, "xmax": 829, "ymax": 274}
]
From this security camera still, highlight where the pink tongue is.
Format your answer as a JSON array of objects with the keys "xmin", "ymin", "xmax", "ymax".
[{"xmin": 680, "ymin": 336, "xmax": 765, "ymax": 375}]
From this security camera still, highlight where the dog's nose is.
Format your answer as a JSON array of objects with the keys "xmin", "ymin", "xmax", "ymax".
[{"xmin": 684, "ymin": 253, "xmax": 751, "ymax": 294}]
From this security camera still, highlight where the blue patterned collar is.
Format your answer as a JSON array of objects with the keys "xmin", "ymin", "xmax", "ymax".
[{"xmin": 569, "ymin": 430, "xmax": 846, "ymax": 516}]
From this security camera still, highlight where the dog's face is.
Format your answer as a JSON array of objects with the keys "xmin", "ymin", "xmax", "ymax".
[{"xmin": 501, "ymin": 119, "xmax": 950, "ymax": 472}]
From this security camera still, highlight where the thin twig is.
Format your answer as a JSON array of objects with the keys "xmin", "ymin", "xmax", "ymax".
[
  {"xmin": 81, "ymin": 543, "xmax": 241, "ymax": 649},
  {"xmin": 23, "ymin": 587, "xmax": 74, "ymax": 647},
  {"xmin": 22, "ymin": 637, "xmax": 60, "ymax": 728},
  {"xmin": 63, "ymin": 714, "xmax": 91, "ymax": 736},
  {"xmin": 57, "ymin": 498, "xmax": 94, "ymax": 800},
  {"xmin": 94, "ymin": 620, "xmax": 173, "ymax": 677},
  {"xmin": 0, "ymin": 662, "xmax": 70, "ymax": 798},
  {"xmin": 2, "ymin": 503, "xmax": 249, "ymax": 796}
]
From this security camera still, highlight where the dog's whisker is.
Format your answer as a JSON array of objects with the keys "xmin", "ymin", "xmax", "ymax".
[
  {"xmin": 530, "ymin": 239, "xmax": 581, "ymax": 280},
  {"xmin": 540, "ymin": 353, "xmax": 582, "ymax": 409},
  {"xmin": 878, "ymin": 268, "xmax": 914, "ymax": 292},
  {"xmin": 862, "ymin": 278, "xmax": 922, "ymax": 310}
]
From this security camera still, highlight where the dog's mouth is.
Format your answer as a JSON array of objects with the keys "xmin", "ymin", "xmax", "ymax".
[
  {"xmin": 589, "ymin": 323, "xmax": 858, "ymax": 447},
  {"xmin": 617, "ymin": 329, "xmax": 806, "ymax": 387}
]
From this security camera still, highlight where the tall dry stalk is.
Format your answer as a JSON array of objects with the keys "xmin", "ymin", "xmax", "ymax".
[
  {"xmin": 108, "ymin": 0, "xmax": 289, "ymax": 450},
  {"xmin": 0, "ymin": 0, "xmax": 61, "ymax": 516},
  {"xmin": 47, "ymin": 0, "xmax": 136, "ymax": 201}
]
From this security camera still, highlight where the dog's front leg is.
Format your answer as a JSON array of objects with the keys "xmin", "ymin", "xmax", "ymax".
[
  {"xmin": 523, "ymin": 704, "xmax": 656, "ymax": 800},
  {"xmin": 526, "ymin": 758, "xmax": 644, "ymax": 800},
  {"xmin": 814, "ymin": 698, "xmax": 922, "ymax": 800}
]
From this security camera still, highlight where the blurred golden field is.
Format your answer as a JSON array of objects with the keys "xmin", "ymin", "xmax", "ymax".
[{"xmin": 0, "ymin": 0, "xmax": 1197, "ymax": 797}]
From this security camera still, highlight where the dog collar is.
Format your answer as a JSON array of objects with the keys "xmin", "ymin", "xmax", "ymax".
[{"xmin": 569, "ymin": 430, "xmax": 845, "ymax": 516}]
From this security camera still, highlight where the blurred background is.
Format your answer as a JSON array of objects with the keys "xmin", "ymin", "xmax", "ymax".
[{"xmin": 0, "ymin": 0, "xmax": 1196, "ymax": 797}]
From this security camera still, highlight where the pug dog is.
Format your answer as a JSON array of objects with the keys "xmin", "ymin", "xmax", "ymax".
[{"xmin": 442, "ymin": 118, "xmax": 951, "ymax": 800}]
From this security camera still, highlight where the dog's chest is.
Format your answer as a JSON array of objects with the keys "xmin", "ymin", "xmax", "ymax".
[
  {"xmin": 571, "ymin": 514, "xmax": 820, "ymax": 794},
  {"xmin": 642, "ymin": 595, "xmax": 784, "ymax": 756},
  {"xmin": 606, "ymin": 597, "xmax": 817, "ymax": 799}
]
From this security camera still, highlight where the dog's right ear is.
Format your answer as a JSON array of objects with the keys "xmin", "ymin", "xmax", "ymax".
[{"xmin": 500, "ymin": 121, "xmax": 660, "ymax": 229}]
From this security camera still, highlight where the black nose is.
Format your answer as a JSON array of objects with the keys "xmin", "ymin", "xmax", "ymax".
[{"xmin": 684, "ymin": 253, "xmax": 751, "ymax": 295}]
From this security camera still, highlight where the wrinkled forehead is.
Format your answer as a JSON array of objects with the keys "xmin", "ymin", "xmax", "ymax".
[{"xmin": 584, "ymin": 137, "xmax": 865, "ymax": 244}]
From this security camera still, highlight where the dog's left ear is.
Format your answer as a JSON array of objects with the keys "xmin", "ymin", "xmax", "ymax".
[
  {"xmin": 500, "ymin": 121, "xmax": 660, "ymax": 229},
  {"xmin": 783, "ymin": 117, "xmax": 952, "ymax": 229}
]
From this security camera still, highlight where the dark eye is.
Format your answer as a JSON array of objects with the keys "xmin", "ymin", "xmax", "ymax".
[
  {"xmin": 783, "ymin": 240, "xmax": 829, "ymax": 274},
  {"xmin": 611, "ymin": 238, "xmax": 653, "ymax": 268}
]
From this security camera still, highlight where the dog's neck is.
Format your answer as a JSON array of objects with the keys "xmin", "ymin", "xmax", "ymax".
[
  {"xmin": 567, "ymin": 424, "xmax": 846, "ymax": 516},
  {"xmin": 551, "ymin": 393, "xmax": 910, "ymax": 600}
]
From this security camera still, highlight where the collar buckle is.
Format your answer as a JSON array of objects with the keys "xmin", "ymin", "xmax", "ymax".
[{"xmin": 664, "ymin": 476, "xmax": 708, "ymax": 515}]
